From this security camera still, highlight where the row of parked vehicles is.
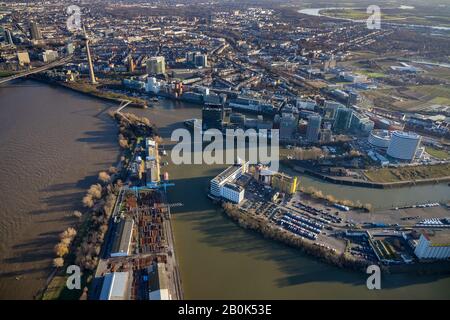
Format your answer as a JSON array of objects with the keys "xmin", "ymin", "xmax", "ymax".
[
  {"xmin": 284, "ymin": 212, "xmax": 324, "ymax": 232},
  {"xmin": 277, "ymin": 219, "xmax": 317, "ymax": 240},
  {"xmin": 292, "ymin": 201, "xmax": 342, "ymax": 224}
]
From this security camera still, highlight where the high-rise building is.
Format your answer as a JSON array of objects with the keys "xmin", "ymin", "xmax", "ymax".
[
  {"xmin": 386, "ymin": 131, "xmax": 421, "ymax": 161},
  {"xmin": 324, "ymin": 100, "xmax": 345, "ymax": 120},
  {"xmin": 146, "ymin": 56, "xmax": 166, "ymax": 75},
  {"xmin": 202, "ymin": 104, "xmax": 224, "ymax": 131},
  {"xmin": 4, "ymin": 29, "xmax": 14, "ymax": 45},
  {"xmin": 333, "ymin": 107, "xmax": 353, "ymax": 133},
  {"xmin": 279, "ymin": 112, "xmax": 297, "ymax": 140},
  {"xmin": 30, "ymin": 22, "xmax": 42, "ymax": 40},
  {"xmin": 185, "ymin": 51, "xmax": 195, "ymax": 64},
  {"xmin": 195, "ymin": 54, "xmax": 208, "ymax": 68},
  {"xmin": 350, "ymin": 112, "xmax": 374, "ymax": 136},
  {"xmin": 306, "ymin": 114, "xmax": 322, "ymax": 143}
]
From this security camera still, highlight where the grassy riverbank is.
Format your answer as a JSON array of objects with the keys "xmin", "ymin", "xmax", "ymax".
[
  {"xmin": 364, "ymin": 163, "xmax": 450, "ymax": 183},
  {"xmin": 222, "ymin": 202, "xmax": 369, "ymax": 272}
]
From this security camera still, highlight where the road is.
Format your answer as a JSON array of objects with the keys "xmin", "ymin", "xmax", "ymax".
[{"xmin": 0, "ymin": 55, "xmax": 73, "ymax": 85}]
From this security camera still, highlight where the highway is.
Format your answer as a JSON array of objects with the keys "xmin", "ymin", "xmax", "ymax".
[{"xmin": 0, "ymin": 55, "xmax": 73, "ymax": 85}]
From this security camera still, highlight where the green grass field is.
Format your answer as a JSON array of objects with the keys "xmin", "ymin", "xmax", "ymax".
[
  {"xmin": 426, "ymin": 147, "xmax": 450, "ymax": 160},
  {"xmin": 364, "ymin": 163, "xmax": 450, "ymax": 183},
  {"xmin": 0, "ymin": 70, "xmax": 15, "ymax": 78},
  {"xmin": 356, "ymin": 70, "xmax": 385, "ymax": 78}
]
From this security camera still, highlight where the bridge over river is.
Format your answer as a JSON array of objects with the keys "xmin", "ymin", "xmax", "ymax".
[{"xmin": 0, "ymin": 55, "xmax": 72, "ymax": 85}]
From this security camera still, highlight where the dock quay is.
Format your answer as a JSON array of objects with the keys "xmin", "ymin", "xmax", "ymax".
[{"xmin": 91, "ymin": 135, "xmax": 183, "ymax": 300}]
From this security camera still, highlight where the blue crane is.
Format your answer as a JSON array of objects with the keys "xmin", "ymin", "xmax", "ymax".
[{"xmin": 129, "ymin": 180, "xmax": 175, "ymax": 196}]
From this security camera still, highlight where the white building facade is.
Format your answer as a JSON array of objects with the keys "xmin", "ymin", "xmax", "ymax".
[
  {"xmin": 387, "ymin": 131, "xmax": 421, "ymax": 161},
  {"xmin": 210, "ymin": 162, "xmax": 248, "ymax": 201},
  {"xmin": 414, "ymin": 234, "xmax": 450, "ymax": 260},
  {"xmin": 221, "ymin": 183, "xmax": 244, "ymax": 204}
]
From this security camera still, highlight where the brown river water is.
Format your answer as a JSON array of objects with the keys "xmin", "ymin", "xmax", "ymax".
[{"xmin": 0, "ymin": 80, "xmax": 449, "ymax": 299}]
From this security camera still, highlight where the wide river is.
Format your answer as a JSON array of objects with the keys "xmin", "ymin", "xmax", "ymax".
[{"xmin": 0, "ymin": 81, "xmax": 449, "ymax": 299}]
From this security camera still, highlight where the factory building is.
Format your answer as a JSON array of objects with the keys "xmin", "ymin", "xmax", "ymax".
[
  {"xmin": 110, "ymin": 218, "xmax": 134, "ymax": 257},
  {"xmin": 149, "ymin": 263, "xmax": 171, "ymax": 300},
  {"xmin": 387, "ymin": 131, "xmax": 421, "ymax": 161},
  {"xmin": 100, "ymin": 272, "xmax": 131, "ymax": 300},
  {"xmin": 253, "ymin": 166, "xmax": 298, "ymax": 195},
  {"xmin": 146, "ymin": 138, "xmax": 160, "ymax": 183},
  {"xmin": 272, "ymin": 172, "xmax": 298, "ymax": 195},
  {"xmin": 414, "ymin": 232, "xmax": 450, "ymax": 260}
]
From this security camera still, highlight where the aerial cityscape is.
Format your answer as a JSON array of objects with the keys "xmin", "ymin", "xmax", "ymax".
[{"xmin": 0, "ymin": 0, "xmax": 449, "ymax": 302}]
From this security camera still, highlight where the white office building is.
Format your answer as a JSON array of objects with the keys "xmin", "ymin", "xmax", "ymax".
[
  {"xmin": 387, "ymin": 131, "xmax": 421, "ymax": 161},
  {"xmin": 414, "ymin": 233, "xmax": 450, "ymax": 260},
  {"xmin": 210, "ymin": 162, "xmax": 248, "ymax": 200},
  {"xmin": 221, "ymin": 183, "xmax": 244, "ymax": 204},
  {"xmin": 368, "ymin": 130, "xmax": 392, "ymax": 149}
]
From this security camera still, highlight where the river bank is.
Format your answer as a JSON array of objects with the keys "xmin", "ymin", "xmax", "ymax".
[
  {"xmin": 285, "ymin": 162, "xmax": 450, "ymax": 189},
  {"xmin": 28, "ymin": 75, "xmax": 148, "ymax": 109},
  {"xmin": 1, "ymin": 81, "xmax": 449, "ymax": 299},
  {"xmin": 0, "ymin": 80, "xmax": 120, "ymax": 299},
  {"xmin": 221, "ymin": 199, "xmax": 450, "ymax": 277}
]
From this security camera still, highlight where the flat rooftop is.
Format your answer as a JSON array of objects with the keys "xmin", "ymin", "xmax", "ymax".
[
  {"xmin": 212, "ymin": 164, "xmax": 242, "ymax": 183},
  {"xmin": 110, "ymin": 218, "xmax": 134, "ymax": 257},
  {"xmin": 423, "ymin": 231, "xmax": 450, "ymax": 245},
  {"xmin": 100, "ymin": 272, "xmax": 130, "ymax": 300}
]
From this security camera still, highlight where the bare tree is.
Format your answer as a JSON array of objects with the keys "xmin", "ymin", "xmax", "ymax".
[
  {"xmin": 82, "ymin": 194, "xmax": 94, "ymax": 208},
  {"xmin": 54, "ymin": 243, "xmax": 69, "ymax": 257},
  {"xmin": 73, "ymin": 210, "xmax": 83, "ymax": 219},
  {"xmin": 87, "ymin": 184, "xmax": 102, "ymax": 199},
  {"xmin": 98, "ymin": 171, "xmax": 111, "ymax": 183},
  {"xmin": 53, "ymin": 257, "xmax": 64, "ymax": 268}
]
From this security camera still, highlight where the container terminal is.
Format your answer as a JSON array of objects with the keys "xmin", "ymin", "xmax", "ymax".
[{"xmin": 91, "ymin": 136, "xmax": 183, "ymax": 300}]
